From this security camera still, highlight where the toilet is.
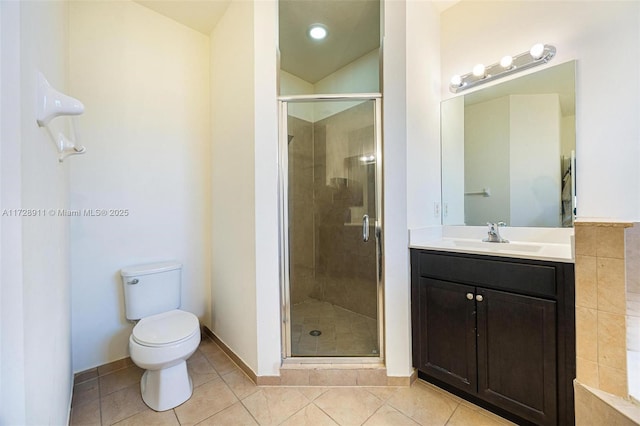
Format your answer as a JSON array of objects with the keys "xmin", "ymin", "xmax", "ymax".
[{"xmin": 121, "ymin": 261, "xmax": 200, "ymax": 411}]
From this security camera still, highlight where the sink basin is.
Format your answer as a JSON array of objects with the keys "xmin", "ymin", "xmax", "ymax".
[
  {"xmin": 408, "ymin": 226, "xmax": 574, "ymax": 262},
  {"xmin": 451, "ymin": 239, "xmax": 543, "ymax": 253}
]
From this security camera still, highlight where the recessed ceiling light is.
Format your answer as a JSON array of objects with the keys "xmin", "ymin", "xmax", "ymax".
[{"xmin": 308, "ymin": 24, "xmax": 327, "ymax": 40}]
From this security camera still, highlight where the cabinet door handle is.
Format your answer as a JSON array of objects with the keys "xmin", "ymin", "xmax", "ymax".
[
  {"xmin": 476, "ymin": 294, "xmax": 484, "ymax": 302},
  {"xmin": 466, "ymin": 293, "xmax": 474, "ymax": 300}
]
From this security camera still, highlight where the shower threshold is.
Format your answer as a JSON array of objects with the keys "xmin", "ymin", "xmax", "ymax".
[{"xmin": 282, "ymin": 356, "xmax": 383, "ymax": 365}]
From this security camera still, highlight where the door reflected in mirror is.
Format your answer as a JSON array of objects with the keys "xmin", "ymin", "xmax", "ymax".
[{"xmin": 441, "ymin": 61, "xmax": 576, "ymax": 228}]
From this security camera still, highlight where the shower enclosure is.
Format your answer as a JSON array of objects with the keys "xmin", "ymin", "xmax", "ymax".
[{"xmin": 279, "ymin": 94, "xmax": 382, "ymax": 360}]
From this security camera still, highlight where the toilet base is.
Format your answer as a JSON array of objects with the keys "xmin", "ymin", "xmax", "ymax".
[{"xmin": 140, "ymin": 360, "xmax": 193, "ymax": 411}]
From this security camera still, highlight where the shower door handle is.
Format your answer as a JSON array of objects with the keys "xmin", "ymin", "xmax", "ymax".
[
  {"xmin": 362, "ymin": 214, "xmax": 370, "ymax": 242},
  {"xmin": 376, "ymin": 223, "xmax": 382, "ymax": 282}
]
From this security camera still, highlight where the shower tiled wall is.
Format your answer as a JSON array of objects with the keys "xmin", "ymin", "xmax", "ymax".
[
  {"xmin": 574, "ymin": 221, "xmax": 630, "ymax": 397},
  {"xmin": 288, "ymin": 116, "xmax": 316, "ymax": 305},
  {"xmin": 312, "ymin": 103, "xmax": 377, "ymax": 318},
  {"xmin": 626, "ymin": 226, "xmax": 640, "ymax": 350},
  {"xmin": 287, "ymin": 103, "xmax": 378, "ymax": 320},
  {"xmin": 625, "ymin": 224, "xmax": 640, "ymax": 401},
  {"xmin": 573, "ymin": 220, "xmax": 640, "ymax": 424}
]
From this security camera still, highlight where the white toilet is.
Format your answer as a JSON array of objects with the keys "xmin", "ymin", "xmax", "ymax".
[{"xmin": 121, "ymin": 261, "xmax": 201, "ymax": 411}]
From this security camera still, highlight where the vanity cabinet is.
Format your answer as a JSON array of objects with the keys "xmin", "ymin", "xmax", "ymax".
[{"xmin": 411, "ymin": 249, "xmax": 575, "ymax": 426}]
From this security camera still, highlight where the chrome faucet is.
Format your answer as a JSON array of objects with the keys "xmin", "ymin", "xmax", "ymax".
[{"xmin": 483, "ymin": 222, "xmax": 509, "ymax": 243}]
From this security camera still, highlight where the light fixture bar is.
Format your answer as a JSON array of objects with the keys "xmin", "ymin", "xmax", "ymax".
[{"xmin": 449, "ymin": 44, "xmax": 556, "ymax": 94}]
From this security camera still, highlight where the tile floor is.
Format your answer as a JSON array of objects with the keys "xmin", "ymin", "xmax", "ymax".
[
  {"xmin": 291, "ymin": 299, "xmax": 378, "ymax": 357},
  {"xmin": 70, "ymin": 334, "xmax": 515, "ymax": 426}
]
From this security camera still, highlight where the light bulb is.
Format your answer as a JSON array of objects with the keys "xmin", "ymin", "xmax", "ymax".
[
  {"xmin": 450, "ymin": 75, "xmax": 462, "ymax": 87},
  {"xmin": 530, "ymin": 43, "xmax": 545, "ymax": 60},
  {"xmin": 308, "ymin": 24, "xmax": 327, "ymax": 40},
  {"xmin": 472, "ymin": 64, "xmax": 486, "ymax": 78},
  {"xmin": 500, "ymin": 55, "xmax": 513, "ymax": 68}
]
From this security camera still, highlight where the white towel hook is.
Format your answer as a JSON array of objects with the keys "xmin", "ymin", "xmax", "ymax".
[{"xmin": 36, "ymin": 72, "xmax": 86, "ymax": 162}]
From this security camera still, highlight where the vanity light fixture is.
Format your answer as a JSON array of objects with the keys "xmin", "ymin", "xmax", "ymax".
[
  {"xmin": 449, "ymin": 43, "xmax": 556, "ymax": 93},
  {"xmin": 529, "ymin": 43, "xmax": 545, "ymax": 60},
  {"xmin": 500, "ymin": 55, "xmax": 513, "ymax": 69},
  {"xmin": 472, "ymin": 64, "xmax": 486, "ymax": 78}
]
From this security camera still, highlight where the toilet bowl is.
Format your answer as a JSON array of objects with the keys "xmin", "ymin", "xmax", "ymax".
[{"xmin": 129, "ymin": 309, "xmax": 200, "ymax": 411}]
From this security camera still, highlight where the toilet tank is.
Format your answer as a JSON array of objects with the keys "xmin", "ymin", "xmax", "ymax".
[{"xmin": 121, "ymin": 261, "xmax": 182, "ymax": 320}]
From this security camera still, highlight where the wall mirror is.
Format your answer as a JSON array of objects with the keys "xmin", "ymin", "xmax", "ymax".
[{"xmin": 441, "ymin": 60, "xmax": 576, "ymax": 227}]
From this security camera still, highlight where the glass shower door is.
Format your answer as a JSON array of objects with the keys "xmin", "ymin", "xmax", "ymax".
[{"xmin": 281, "ymin": 96, "xmax": 382, "ymax": 358}]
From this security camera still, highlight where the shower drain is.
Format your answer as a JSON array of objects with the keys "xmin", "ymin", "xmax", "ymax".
[{"xmin": 309, "ymin": 330, "xmax": 322, "ymax": 336}]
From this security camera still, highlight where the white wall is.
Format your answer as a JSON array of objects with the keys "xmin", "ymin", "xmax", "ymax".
[
  {"xmin": 561, "ymin": 115, "xmax": 576, "ymax": 159},
  {"xmin": 210, "ymin": 0, "xmax": 259, "ymax": 372},
  {"xmin": 1, "ymin": 0, "xmax": 73, "ymax": 423},
  {"xmin": 406, "ymin": 0, "xmax": 442, "ymax": 231},
  {"xmin": 0, "ymin": 3, "xmax": 26, "ymax": 422},
  {"xmin": 441, "ymin": 95, "xmax": 465, "ymax": 225},
  {"xmin": 382, "ymin": 0, "xmax": 443, "ymax": 379},
  {"xmin": 69, "ymin": 1, "xmax": 211, "ymax": 372},
  {"xmin": 382, "ymin": 0, "xmax": 409, "ymax": 378},
  {"xmin": 510, "ymin": 94, "xmax": 561, "ymax": 227},
  {"xmin": 464, "ymin": 96, "xmax": 510, "ymax": 225},
  {"xmin": 280, "ymin": 70, "xmax": 314, "ymax": 97},
  {"xmin": 280, "ymin": 71, "xmax": 315, "ymax": 122},
  {"xmin": 442, "ymin": 1, "xmax": 640, "ymax": 221},
  {"xmin": 21, "ymin": 4, "xmax": 73, "ymax": 419},
  {"xmin": 253, "ymin": 0, "xmax": 281, "ymax": 377},
  {"xmin": 314, "ymin": 49, "xmax": 380, "ymax": 95},
  {"xmin": 209, "ymin": 0, "xmax": 281, "ymax": 378},
  {"xmin": 281, "ymin": 49, "xmax": 379, "ymax": 97}
]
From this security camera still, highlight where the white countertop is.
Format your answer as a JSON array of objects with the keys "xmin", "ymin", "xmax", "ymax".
[{"xmin": 409, "ymin": 226, "xmax": 574, "ymax": 263}]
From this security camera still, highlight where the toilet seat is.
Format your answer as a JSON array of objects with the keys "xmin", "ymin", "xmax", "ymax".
[{"xmin": 132, "ymin": 309, "xmax": 199, "ymax": 347}]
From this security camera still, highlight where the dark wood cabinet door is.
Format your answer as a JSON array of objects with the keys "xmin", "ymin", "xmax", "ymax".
[
  {"xmin": 417, "ymin": 277, "xmax": 477, "ymax": 394},
  {"xmin": 476, "ymin": 288, "xmax": 557, "ymax": 426}
]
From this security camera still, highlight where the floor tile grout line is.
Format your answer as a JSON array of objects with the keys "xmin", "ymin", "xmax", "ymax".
[
  {"xmin": 198, "ymin": 347, "xmax": 221, "ymax": 379},
  {"xmin": 443, "ymin": 401, "xmax": 463, "ymax": 426},
  {"xmin": 309, "ymin": 400, "xmax": 341, "ymax": 425},
  {"xmin": 97, "ymin": 369, "xmax": 103, "ymax": 426},
  {"xmin": 220, "ymin": 369, "xmax": 259, "ymax": 401},
  {"xmin": 238, "ymin": 393, "xmax": 263, "ymax": 426},
  {"xmin": 359, "ymin": 400, "xmax": 386, "ymax": 426},
  {"xmin": 275, "ymin": 399, "xmax": 314, "ymax": 425}
]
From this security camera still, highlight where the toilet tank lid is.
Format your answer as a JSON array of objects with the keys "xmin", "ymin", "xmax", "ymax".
[{"xmin": 120, "ymin": 261, "xmax": 182, "ymax": 277}]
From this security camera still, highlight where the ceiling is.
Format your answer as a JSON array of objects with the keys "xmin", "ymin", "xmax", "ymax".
[
  {"xmin": 134, "ymin": 0, "xmax": 231, "ymax": 35},
  {"xmin": 279, "ymin": 0, "xmax": 380, "ymax": 83},
  {"xmin": 135, "ymin": 0, "xmax": 381, "ymax": 84}
]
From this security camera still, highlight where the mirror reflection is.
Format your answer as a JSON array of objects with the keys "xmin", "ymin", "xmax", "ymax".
[{"xmin": 441, "ymin": 61, "xmax": 576, "ymax": 228}]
